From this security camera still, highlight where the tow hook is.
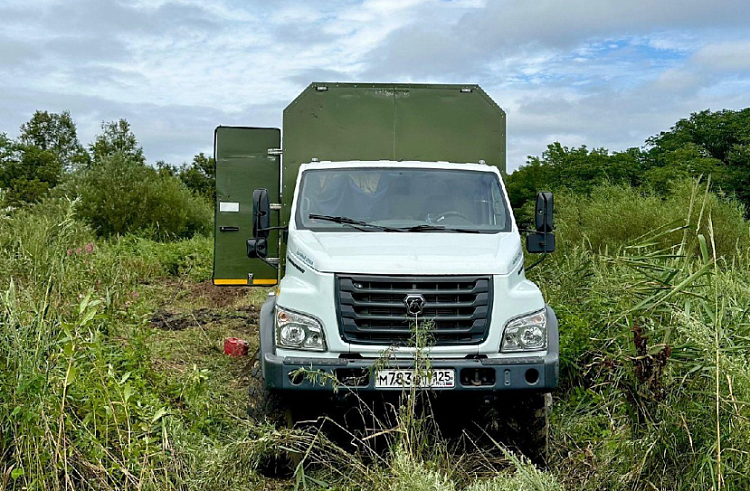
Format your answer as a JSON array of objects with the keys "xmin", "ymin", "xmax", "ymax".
[{"xmin": 472, "ymin": 369, "xmax": 482, "ymax": 386}]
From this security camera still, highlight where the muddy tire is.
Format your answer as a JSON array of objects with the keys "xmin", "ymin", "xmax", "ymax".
[
  {"xmin": 247, "ymin": 350, "xmax": 298, "ymax": 476},
  {"xmin": 247, "ymin": 350, "xmax": 286, "ymax": 425},
  {"xmin": 492, "ymin": 392, "xmax": 551, "ymax": 467}
]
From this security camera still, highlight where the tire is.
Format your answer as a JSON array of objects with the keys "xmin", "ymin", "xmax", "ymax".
[
  {"xmin": 247, "ymin": 349, "xmax": 287, "ymax": 426},
  {"xmin": 247, "ymin": 349, "xmax": 298, "ymax": 476},
  {"xmin": 492, "ymin": 392, "xmax": 551, "ymax": 467}
]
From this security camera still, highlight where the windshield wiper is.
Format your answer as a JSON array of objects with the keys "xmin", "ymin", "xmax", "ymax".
[
  {"xmin": 399, "ymin": 224, "xmax": 482, "ymax": 233},
  {"xmin": 307, "ymin": 214, "xmax": 403, "ymax": 232},
  {"xmin": 399, "ymin": 224, "xmax": 449, "ymax": 232},
  {"xmin": 308, "ymin": 214, "xmax": 482, "ymax": 233}
]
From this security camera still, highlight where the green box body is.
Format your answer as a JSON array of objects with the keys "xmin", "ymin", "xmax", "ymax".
[
  {"xmin": 213, "ymin": 83, "xmax": 507, "ymax": 285},
  {"xmin": 282, "ymin": 83, "xmax": 506, "ymax": 224}
]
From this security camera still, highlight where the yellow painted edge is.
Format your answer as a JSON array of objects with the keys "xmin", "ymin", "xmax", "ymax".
[
  {"xmin": 213, "ymin": 279, "xmax": 248, "ymax": 285},
  {"xmin": 253, "ymin": 279, "xmax": 278, "ymax": 285},
  {"xmin": 213, "ymin": 278, "xmax": 278, "ymax": 286}
]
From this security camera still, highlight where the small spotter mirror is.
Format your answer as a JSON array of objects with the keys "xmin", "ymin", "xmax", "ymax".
[
  {"xmin": 535, "ymin": 192, "xmax": 553, "ymax": 233},
  {"xmin": 252, "ymin": 188, "xmax": 271, "ymax": 239},
  {"xmin": 247, "ymin": 237, "xmax": 268, "ymax": 259},
  {"xmin": 527, "ymin": 192, "xmax": 555, "ymax": 254}
]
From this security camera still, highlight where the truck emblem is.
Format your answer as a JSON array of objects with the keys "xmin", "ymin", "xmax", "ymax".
[{"xmin": 404, "ymin": 294, "xmax": 426, "ymax": 316}]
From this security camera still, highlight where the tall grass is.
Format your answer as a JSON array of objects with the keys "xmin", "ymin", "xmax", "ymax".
[
  {"xmin": 0, "ymin": 198, "xmax": 212, "ymax": 490},
  {"xmin": 553, "ymin": 179, "xmax": 748, "ymax": 258},
  {"xmin": 534, "ymin": 179, "xmax": 750, "ymax": 489},
  {"xmin": 2, "ymin": 179, "xmax": 749, "ymax": 490}
]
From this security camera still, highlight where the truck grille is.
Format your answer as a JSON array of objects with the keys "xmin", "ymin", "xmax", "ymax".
[{"xmin": 336, "ymin": 274, "xmax": 493, "ymax": 346}]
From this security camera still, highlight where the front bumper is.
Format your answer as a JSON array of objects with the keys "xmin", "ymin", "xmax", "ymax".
[
  {"xmin": 263, "ymin": 351, "xmax": 558, "ymax": 392},
  {"xmin": 259, "ymin": 297, "xmax": 559, "ymax": 393}
]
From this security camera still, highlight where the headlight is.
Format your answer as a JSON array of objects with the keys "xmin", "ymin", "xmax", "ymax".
[
  {"xmin": 501, "ymin": 308, "xmax": 547, "ymax": 352},
  {"xmin": 275, "ymin": 306, "xmax": 326, "ymax": 351}
]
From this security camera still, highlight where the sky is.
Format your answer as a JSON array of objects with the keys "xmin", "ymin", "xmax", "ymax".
[{"xmin": 1, "ymin": 0, "xmax": 750, "ymax": 172}]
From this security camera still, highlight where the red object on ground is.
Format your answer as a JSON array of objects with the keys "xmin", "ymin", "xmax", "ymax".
[{"xmin": 223, "ymin": 338, "xmax": 249, "ymax": 357}]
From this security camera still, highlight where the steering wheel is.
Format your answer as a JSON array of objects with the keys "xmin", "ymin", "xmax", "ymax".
[{"xmin": 431, "ymin": 211, "xmax": 473, "ymax": 224}]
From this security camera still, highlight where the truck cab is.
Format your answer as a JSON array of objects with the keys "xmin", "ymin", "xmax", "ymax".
[
  {"xmin": 213, "ymin": 83, "xmax": 557, "ymax": 462},
  {"xmin": 265, "ymin": 159, "xmax": 557, "ymax": 389}
]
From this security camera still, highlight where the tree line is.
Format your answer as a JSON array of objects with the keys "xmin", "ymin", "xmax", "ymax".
[
  {"xmin": 2, "ymin": 107, "xmax": 749, "ymax": 239},
  {"xmin": 506, "ymin": 108, "xmax": 750, "ymax": 221},
  {"xmin": 0, "ymin": 111, "xmax": 215, "ymax": 240}
]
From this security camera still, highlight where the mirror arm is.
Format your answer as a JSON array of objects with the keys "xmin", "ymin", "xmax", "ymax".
[
  {"xmin": 257, "ymin": 225, "xmax": 288, "ymax": 233},
  {"xmin": 524, "ymin": 250, "xmax": 548, "ymax": 273},
  {"xmin": 259, "ymin": 256, "xmax": 279, "ymax": 271}
]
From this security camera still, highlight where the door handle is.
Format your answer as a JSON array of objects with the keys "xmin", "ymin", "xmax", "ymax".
[{"xmin": 219, "ymin": 226, "xmax": 240, "ymax": 232}]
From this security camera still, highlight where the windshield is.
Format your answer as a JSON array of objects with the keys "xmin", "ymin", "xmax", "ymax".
[{"xmin": 295, "ymin": 168, "xmax": 511, "ymax": 233}]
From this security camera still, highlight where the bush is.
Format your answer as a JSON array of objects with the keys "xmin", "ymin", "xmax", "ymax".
[
  {"xmin": 553, "ymin": 179, "xmax": 749, "ymax": 259},
  {"xmin": 62, "ymin": 152, "xmax": 212, "ymax": 240},
  {"xmin": 105, "ymin": 234, "xmax": 213, "ymax": 281}
]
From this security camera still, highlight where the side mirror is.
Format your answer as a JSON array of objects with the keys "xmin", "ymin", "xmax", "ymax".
[
  {"xmin": 526, "ymin": 192, "xmax": 555, "ymax": 254},
  {"xmin": 252, "ymin": 188, "xmax": 271, "ymax": 239},
  {"xmin": 535, "ymin": 192, "xmax": 553, "ymax": 232},
  {"xmin": 247, "ymin": 188, "xmax": 271, "ymax": 259},
  {"xmin": 247, "ymin": 237, "xmax": 267, "ymax": 259}
]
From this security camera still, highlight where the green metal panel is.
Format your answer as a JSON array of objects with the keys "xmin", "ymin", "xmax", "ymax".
[
  {"xmin": 213, "ymin": 126, "xmax": 280, "ymax": 286},
  {"xmin": 281, "ymin": 83, "xmax": 506, "ymax": 225},
  {"xmin": 393, "ymin": 87, "xmax": 505, "ymax": 167}
]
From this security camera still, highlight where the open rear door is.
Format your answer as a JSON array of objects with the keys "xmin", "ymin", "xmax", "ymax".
[{"xmin": 213, "ymin": 126, "xmax": 280, "ymax": 286}]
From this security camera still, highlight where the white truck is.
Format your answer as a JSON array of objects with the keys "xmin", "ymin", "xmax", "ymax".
[{"xmin": 213, "ymin": 83, "xmax": 557, "ymax": 462}]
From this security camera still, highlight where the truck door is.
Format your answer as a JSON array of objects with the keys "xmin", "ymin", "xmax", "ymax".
[{"xmin": 213, "ymin": 126, "xmax": 280, "ymax": 286}]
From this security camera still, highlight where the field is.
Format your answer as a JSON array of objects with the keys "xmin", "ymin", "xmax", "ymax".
[{"xmin": 2, "ymin": 179, "xmax": 750, "ymax": 490}]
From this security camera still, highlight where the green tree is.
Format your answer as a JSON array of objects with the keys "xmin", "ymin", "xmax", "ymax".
[
  {"xmin": 155, "ymin": 160, "xmax": 178, "ymax": 178},
  {"xmin": 641, "ymin": 144, "xmax": 725, "ymax": 194},
  {"xmin": 0, "ymin": 133, "xmax": 63, "ymax": 207},
  {"xmin": 505, "ymin": 143, "xmax": 642, "ymax": 212},
  {"xmin": 18, "ymin": 110, "xmax": 89, "ymax": 169},
  {"xmin": 90, "ymin": 119, "xmax": 145, "ymax": 165},
  {"xmin": 178, "ymin": 152, "xmax": 215, "ymax": 201},
  {"xmin": 507, "ymin": 108, "xmax": 750, "ymax": 216},
  {"xmin": 645, "ymin": 108, "xmax": 750, "ymax": 208}
]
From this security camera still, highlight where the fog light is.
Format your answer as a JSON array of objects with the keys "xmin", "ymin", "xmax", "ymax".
[{"xmin": 525, "ymin": 368, "xmax": 539, "ymax": 384}]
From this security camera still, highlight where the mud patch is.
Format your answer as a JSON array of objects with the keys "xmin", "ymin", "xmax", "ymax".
[
  {"xmin": 191, "ymin": 280, "xmax": 251, "ymax": 308},
  {"xmin": 150, "ymin": 306, "xmax": 259, "ymax": 331}
]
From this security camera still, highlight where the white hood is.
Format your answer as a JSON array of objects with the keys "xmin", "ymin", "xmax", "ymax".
[{"xmin": 288, "ymin": 230, "xmax": 523, "ymax": 276}]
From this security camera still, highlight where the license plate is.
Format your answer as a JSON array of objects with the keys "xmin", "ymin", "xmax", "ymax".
[{"xmin": 375, "ymin": 369, "xmax": 455, "ymax": 389}]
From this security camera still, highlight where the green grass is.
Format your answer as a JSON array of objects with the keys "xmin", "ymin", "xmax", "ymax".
[
  {"xmin": 1, "ymin": 179, "xmax": 749, "ymax": 490},
  {"xmin": 534, "ymin": 179, "xmax": 750, "ymax": 490}
]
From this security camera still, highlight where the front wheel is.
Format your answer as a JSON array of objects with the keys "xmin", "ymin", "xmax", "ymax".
[
  {"xmin": 247, "ymin": 350, "xmax": 301, "ymax": 476},
  {"xmin": 247, "ymin": 349, "xmax": 287, "ymax": 425},
  {"xmin": 491, "ymin": 392, "xmax": 551, "ymax": 467}
]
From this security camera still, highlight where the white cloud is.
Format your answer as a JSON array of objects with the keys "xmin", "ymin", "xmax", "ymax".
[
  {"xmin": 0, "ymin": 0, "xmax": 749, "ymax": 168},
  {"xmin": 692, "ymin": 41, "xmax": 750, "ymax": 71}
]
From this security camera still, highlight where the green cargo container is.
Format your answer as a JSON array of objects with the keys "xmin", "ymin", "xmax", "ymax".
[{"xmin": 213, "ymin": 83, "xmax": 507, "ymax": 286}]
